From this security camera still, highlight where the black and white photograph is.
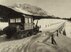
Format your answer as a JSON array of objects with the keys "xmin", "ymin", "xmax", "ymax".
[{"xmin": 0, "ymin": 0, "xmax": 71, "ymax": 52}]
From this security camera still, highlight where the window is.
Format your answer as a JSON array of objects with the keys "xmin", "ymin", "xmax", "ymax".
[
  {"xmin": 29, "ymin": 18, "xmax": 32, "ymax": 23},
  {"xmin": 25, "ymin": 18, "xmax": 32, "ymax": 23},
  {"xmin": 10, "ymin": 19, "xmax": 15, "ymax": 23},
  {"xmin": 25, "ymin": 18, "xmax": 29, "ymax": 23},
  {"xmin": 10, "ymin": 18, "xmax": 21, "ymax": 23},
  {"xmin": 16, "ymin": 18, "xmax": 21, "ymax": 22}
]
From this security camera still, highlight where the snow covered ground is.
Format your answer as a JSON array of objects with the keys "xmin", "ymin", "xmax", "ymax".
[
  {"xmin": 0, "ymin": 19, "xmax": 71, "ymax": 52},
  {"xmin": 0, "ymin": 32, "xmax": 70, "ymax": 52},
  {"xmin": 0, "ymin": 22, "xmax": 8, "ymax": 30},
  {"xmin": 34, "ymin": 19, "xmax": 71, "ymax": 38}
]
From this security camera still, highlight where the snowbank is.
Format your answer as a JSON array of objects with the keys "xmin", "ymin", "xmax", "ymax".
[{"xmin": 0, "ymin": 32, "xmax": 70, "ymax": 52}]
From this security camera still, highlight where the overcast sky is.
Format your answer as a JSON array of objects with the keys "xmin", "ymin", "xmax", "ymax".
[{"xmin": 0, "ymin": 0, "xmax": 71, "ymax": 18}]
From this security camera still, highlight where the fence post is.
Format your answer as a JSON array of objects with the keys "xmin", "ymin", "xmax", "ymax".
[{"xmin": 51, "ymin": 34, "xmax": 57, "ymax": 45}]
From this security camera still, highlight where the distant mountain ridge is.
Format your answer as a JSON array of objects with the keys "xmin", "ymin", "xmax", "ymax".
[{"xmin": 9, "ymin": 3, "xmax": 48, "ymax": 16}]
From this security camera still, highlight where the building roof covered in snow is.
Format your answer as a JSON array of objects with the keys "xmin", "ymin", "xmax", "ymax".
[{"xmin": 9, "ymin": 4, "xmax": 48, "ymax": 16}]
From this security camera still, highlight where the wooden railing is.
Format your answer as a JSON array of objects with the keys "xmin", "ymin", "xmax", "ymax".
[{"xmin": 49, "ymin": 22, "xmax": 66, "ymax": 44}]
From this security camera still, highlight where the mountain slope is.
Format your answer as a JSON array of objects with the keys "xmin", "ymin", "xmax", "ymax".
[{"xmin": 9, "ymin": 3, "xmax": 47, "ymax": 16}]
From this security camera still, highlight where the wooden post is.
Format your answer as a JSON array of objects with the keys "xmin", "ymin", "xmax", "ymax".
[
  {"xmin": 63, "ymin": 29, "xmax": 66, "ymax": 36},
  {"xmin": 57, "ymin": 30, "xmax": 59, "ymax": 36},
  {"xmin": 51, "ymin": 35, "xmax": 57, "ymax": 45}
]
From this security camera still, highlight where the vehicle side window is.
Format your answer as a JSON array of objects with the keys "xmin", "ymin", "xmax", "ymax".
[
  {"xmin": 10, "ymin": 18, "xmax": 21, "ymax": 23},
  {"xmin": 16, "ymin": 18, "xmax": 21, "ymax": 22},
  {"xmin": 29, "ymin": 18, "xmax": 32, "ymax": 23},
  {"xmin": 10, "ymin": 19, "xmax": 15, "ymax": 23},
  {"xmin": 25, "ymin": 18, "xmax": 29, "ymax": 23}
]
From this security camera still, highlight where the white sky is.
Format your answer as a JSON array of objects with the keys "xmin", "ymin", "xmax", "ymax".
[{"xmin": 0, "ymin": 0, "xmax": 71, "ymax": 18}]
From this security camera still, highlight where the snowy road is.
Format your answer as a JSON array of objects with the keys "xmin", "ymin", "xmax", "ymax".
[
  {"xmin": 0, "ymin": 32, "xmax": 67, "ymax": 52},
  {"xmin": 0, "ymin": 21, "xmax": 69, "ymax": 52}
]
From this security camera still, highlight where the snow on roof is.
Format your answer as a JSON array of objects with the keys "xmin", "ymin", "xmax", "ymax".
[{"xmin": 13, "ymin": 7, "xmax": 32, "ymax": 15}]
